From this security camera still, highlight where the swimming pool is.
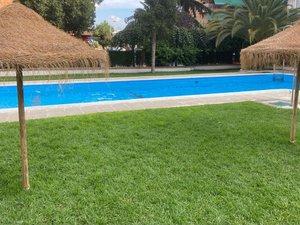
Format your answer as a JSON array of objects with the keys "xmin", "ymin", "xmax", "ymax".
[{"xmin": 0, "ymin": 73, "xmax": 293, "ymax": 109}]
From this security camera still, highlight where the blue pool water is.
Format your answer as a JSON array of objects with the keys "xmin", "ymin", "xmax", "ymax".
[{"xmin": 0, "ymin": 74, "xmax": 293, "ymax": 109}]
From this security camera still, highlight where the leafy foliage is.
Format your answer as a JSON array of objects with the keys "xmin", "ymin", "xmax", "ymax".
[
  {"xmin": 176, "ymin": 11, "xmax": 202, "ymax": 29},
  {"xmin": 112, "ymin": 21, "xmax": 144, "ymax": 48},
  {"xmin": 62, "ymin": 0, "xmax": 96, "ymax": 36},
  {"xmin": 173, "ymin": 26, "xmax": 206, "ymax": 48},
  {"xmin": 207, "ymin": 0, "xmax": 300, "ymax": 46},
  {"xmin": 134, "ymin": 0, "xmax": 178, "ymax": 72},
  {"xmin": 156, "ymin": 27, "xmax": 207, "ymax": 66},
  {"xmin": 111, "ymin": 5, "xmax": 208, "ymax": 67},
  {"xmin": 111, "ymin": 21, "xmax": 145, "ymax": 67},
  {"xmin": 156, "ymin": 43, "xmax": 200, "ymax": 66},
  {"xmin": 134, "ymin": 0, "xmax": 178, "ymax": 37},
  {"xmin": 109, "ymin": 51, "xmax": 136, "ymax": 67},
  {"xmin": 20, "ymin": 0, "xmax": 63, "ymax": 28},
  {"xmin": 93, "ymin": 21, "xmax": 114, "ymax": 47},
  {"xmin": 179, "ymin": 0, "xmax": 213, "ymax": 17},
  {"xmin": 20, "ymin": 0, "xmax": 100, "ymax": 36}
]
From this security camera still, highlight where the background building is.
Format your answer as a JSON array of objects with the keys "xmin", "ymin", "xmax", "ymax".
[
  {"xmin": 288, "ymin": 0, "xmax": 300, "ymax": 8},
  {"xmin": 210, "ymin": 0, "xmax": 242, "ymax": 8},
  {"xmin": 196, "ymin": 0, "xmax": 242, "ymax": 26}
]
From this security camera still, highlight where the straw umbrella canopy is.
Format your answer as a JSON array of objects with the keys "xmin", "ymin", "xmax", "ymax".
[
  {"xmin": 0, "ymin": 2, "xmax": 109, "ymax": 69},
  {"xmin": 240, "ymin": 22, "xmax": 300, "ymax": 143},
  {"xmin": 0, "ymin": 1, "xmax": 109, "ymax": 190}
]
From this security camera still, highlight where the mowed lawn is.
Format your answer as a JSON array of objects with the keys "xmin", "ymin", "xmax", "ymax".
[{"xmin": 0, "ymin": 102, "xmax": 299, "ymax": 224}]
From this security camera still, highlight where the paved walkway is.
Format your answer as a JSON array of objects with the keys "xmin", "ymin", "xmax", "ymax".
[
  {"xmin": 0, "ymin": 89, "xmax": 292, "ymax": 123},
  {"xmin": 0, "ymin": 65, "xmax": 241, "ymax": 77}
]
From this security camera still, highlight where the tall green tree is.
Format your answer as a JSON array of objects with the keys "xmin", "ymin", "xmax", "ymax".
[
  {"xmin": 112, "ymin": 21, "xmax": 143, "ymax": 49},
  {"xmin": 45, "ymin": 1, "xmax": 64, "ymax": 28},
  {"xmin": 207, "ymin": 0, "xmax": 299, "ymax": 46},
  {"xmin": 20, "ymin": 0, "xmax": 62, "ymax": 27},
  {"xmin": 20, "ymin": 0, "xmax": 102, "ymax": 36},
  {"xmin": 112, "ymin": 21, "xmax": 144, "ymax": 66},
  {"xmin": 62, "ymin": 0, "xmax": 96, "ymax": 36},
  {"xmin": 93, "ymin": 21, "xmax": 114, "ymax": 47},
  {"xmin": 134, "ymin": 0, "xmax": 178, "ymax": 73}
]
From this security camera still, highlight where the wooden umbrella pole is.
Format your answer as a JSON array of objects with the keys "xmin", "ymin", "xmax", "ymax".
[
  {"xmin": 290, "ymin": 62, "xmax": 300, "ymax": 144},
  {"xmin": 16, "ymin": 65, "xmax": 30, "ymax": 190},
  {"xmin": 291, "ymin": 72, "xmax": 296, "ymax": 106}
]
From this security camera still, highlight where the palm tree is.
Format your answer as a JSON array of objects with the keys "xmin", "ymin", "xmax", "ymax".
[
  {"xmin": 207, "ymin": 0, "xmax": 299, "ymax": 46},
  {"xmin": 134, "ymin": 0, "xmax": 177, "ymax": 73},
  {"xmin": 179, "ymin": 0, "xmax": 214, "ymax": 17}
]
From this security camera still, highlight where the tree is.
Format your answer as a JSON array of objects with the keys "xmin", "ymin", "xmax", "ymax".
[
  {"xmin": 112, "ymin": 21, "xmax": 144, "ymax": 66},
  {"xmin": 20, "ymin": 0, "xmax": 61, "ymax": 27},
  {"xmin": 177, "ymin": 11, "xmax": 200, "ymax": 29},
  {"xmin": 94, "ymin": 0, "xmax": 103, "ymax": 4},
  {"xmin": 45, "ymin": 1, "xmax": 64, "ymax": 28},
  {"xmin": 207, "ymin": 0, "xmax": 299, "ymax": 47},
  {"xmin": 155, "ymin": 26, "xmax": 206, "ymax": 66},
  {"xmin": 62, "ymin": 0, "xmax": 96, "ymax": 36},
  {"xmin": 20, "ymin": 0, "xmax": 102, "ymax": 36},
  {"xmin": 134, "ymin": 0, "xmax": 178, "ymax": 73},
  {"xmin": 93, "ymin": 21, "xmax": 114, "ymax": 47},
  {"xmin": 178, "ymin": 0, "xmax": 213, "ymax": 17}
]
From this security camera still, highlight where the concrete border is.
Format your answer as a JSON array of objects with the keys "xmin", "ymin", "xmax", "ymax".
[{"xmin": 0, "ymin": 65, "xmax": 241, "ymax": 77}]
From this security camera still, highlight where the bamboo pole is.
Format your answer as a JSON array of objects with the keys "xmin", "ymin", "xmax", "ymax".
[
  {"xmin": 16, "ymin": 65, "xmax": 30, "ymax": 190},
  {"xmin": 291, "ymin": 68, "xmax": 296, "ymax": 106},
  {"xmin": 290, "ymin": 62, "xmax": 300, "ymax": 144}
]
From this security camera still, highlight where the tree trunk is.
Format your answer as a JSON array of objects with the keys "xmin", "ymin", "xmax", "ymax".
[
  {"xmin": 151, "ymin": 31, "xmax": 157, "ymax": 73},
  {"xmin": 141, "ymin": 50, "xmax": 145, "ymax": 67},
  {"xmin": 16, "ymin": 66, "xmax": 30, "ymax": 190},
  {"xmin": 132, "ymin": 44, "xmax": 136, "ymax": 67},
  {"xmin": 290, "ymin": 62, "xmax": 300, "ymax": 144}
]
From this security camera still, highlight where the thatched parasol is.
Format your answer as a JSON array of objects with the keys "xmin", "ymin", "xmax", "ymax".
[
  {"xmin": 241, "ymin": 22, "xmax": 300, "ymax": 143},
  {"xmin": 0, "ymin": 2, "xmax": 109, "ymax": 69},
  {"xmin": 0, "ymin": 1, "xmax": 109, "ymax": 189}
]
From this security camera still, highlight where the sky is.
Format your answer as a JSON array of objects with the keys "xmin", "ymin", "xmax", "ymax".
[{"xmin": 95, "ymin": 0, "xmax": 143, "ymax": 32}]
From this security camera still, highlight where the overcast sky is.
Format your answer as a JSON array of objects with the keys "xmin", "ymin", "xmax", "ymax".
[{"xmin": 95, "ymin": 0, "xmax": 143, "ymax": 31}]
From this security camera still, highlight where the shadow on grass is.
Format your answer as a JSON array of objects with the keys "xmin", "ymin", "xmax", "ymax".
[{"xmin": 0, "ymin": 163, "xmax": 22, "ymax": 196}]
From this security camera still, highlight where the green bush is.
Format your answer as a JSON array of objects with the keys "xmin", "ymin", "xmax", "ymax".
[
  {"xmin": 156, "ymin": 43, "xmax": 175, "ymax": 66},
  {"xmin": 174, "ymin": 46, "xmax": 199, "ymax": 66},
  {"xmin": 110, "ymin": 49, "xmax": 234, "ymax": 67},
  {"xmin": 109, "ymin": 51, "xmax": 147, "ymax": 67},
  {"xmin": 109, "ymin": 51, "xmax": 133, "ymax": 67},
  {"xmin": 156, "ymin": 43, "xmax": 200, "ymax": 66}
]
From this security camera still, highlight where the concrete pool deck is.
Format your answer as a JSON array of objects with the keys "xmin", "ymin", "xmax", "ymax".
[
  {"xmin": 0, "ymin": 89, "xmax": 292, "ymax": 123},
  {"xmin": 0, "ymin": 65, "xmax": 241, "ymax": 77}
]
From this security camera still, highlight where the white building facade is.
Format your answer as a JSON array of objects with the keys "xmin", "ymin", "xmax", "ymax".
[{"xmin": 288, "ymin": 0, "xmax": 300, "ymax": 8}]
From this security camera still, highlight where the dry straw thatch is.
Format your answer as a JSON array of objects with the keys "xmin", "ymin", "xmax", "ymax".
[
  {"xmin": 0, "ymin": 2, "xmax": 109, "ymax": 70},
  {"xmin": 241, "ymin": 22, "xmax": 300, "ymax": 70},
  {"xmin": 0, "ymin": 0, "xmax": 12, "ymax": 8}
]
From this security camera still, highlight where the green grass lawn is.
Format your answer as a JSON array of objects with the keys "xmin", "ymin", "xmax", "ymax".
[
  {"xmin": 0, "ymin": 102, "xmax": 299, "ymax": 224},
  {"xmin": 0, "ymin": 69, "xmax": 240, "ymax": 82}
]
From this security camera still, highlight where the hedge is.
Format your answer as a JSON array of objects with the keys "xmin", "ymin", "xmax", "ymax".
[{"xmin": 109, "ymin": 50, "xmax": 239, "ymax": 67}]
